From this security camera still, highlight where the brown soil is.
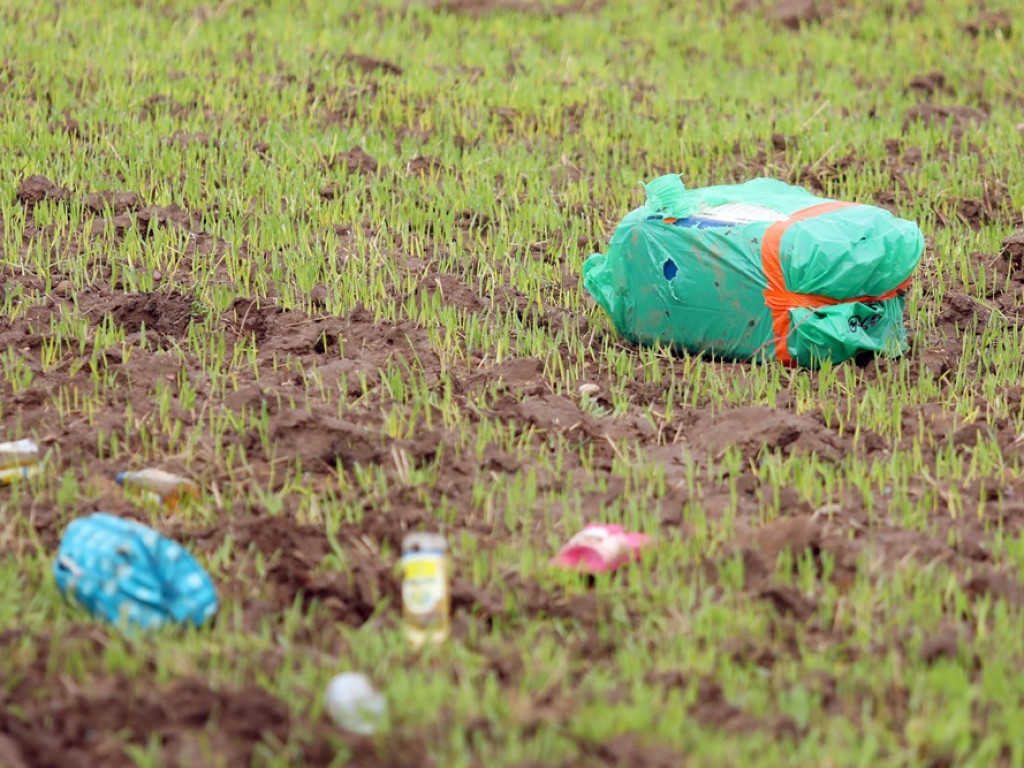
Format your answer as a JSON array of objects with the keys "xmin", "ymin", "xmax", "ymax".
[
  {"xmin": 327, "ymin": 147, "xmax": 380, "ymax": 177},
  {"xmin": 0, "ymin": 662, "xmax": 427, "ymax": 768},
  {"xmin": 341, "ymin": 53, "xmax": 404, "ymax": 76},
  {"xmin": 15, "ymin": 175, "xmax": 71, "ymax": 208},
  {"xmin": 902, "ymin": 103, "xmax": 987, "ymax": 139},
  {"xmin": 431, "ymin": 0, "xmax": 605, "ymax": 16},
  {"xmin": 765, "ymin": 0, "xmax": 826, "ymax": 30},
  {"xmin": 907, "ymin": 71, "xmax": 949, "ymax": 98},
  {"xmin": 962, "ymin": 10, "xmax": 1012, "ymax": 38},
  {"xmin": 1002, "ymin": 228, "xmax": 1024, "ymax": 269}
]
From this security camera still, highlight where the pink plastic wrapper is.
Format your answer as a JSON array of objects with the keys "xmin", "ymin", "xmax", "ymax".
[{"xmin": 551, "ymin": 523, "xmax": 652, "ymax": 574}]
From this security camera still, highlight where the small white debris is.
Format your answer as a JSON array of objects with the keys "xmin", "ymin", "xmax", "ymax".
[{"xmin": 325, "ymin": 672, "xmax": 387, "ymax": 735}]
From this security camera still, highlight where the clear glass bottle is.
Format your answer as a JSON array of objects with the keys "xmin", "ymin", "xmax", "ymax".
[
  {"xmin": 115, "ymin": 469, "xmax": 199, "ymax": 512},
  {"xmin": 401, "ymin": 532, "xmax": 450, "ymax": 648},
  {"xmin": 0, "ymin": 438, "xmax": 41, "ymax": 484}
]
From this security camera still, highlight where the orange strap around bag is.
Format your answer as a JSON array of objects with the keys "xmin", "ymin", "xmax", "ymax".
[{"xmin": 760, "ymin": 202, "xmax": 913, "ymax": 366}]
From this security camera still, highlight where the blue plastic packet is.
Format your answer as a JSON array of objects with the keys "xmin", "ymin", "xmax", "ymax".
[{"xmin": 53, "ymin": 513, "xmax": 218, "ymax": 631}]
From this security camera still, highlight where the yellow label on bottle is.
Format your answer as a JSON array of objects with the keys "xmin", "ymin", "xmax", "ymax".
[
  {"xmin": 404, "ymin": 558, "xmax": 438, "ymax": 581},
  {"xmin": 402, "ymin": 552, "xmax": 446, "ymax": 614}
]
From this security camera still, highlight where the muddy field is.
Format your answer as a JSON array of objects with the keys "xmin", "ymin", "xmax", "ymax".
[{"xmin": 2, "ymin": 0, "xmax": 1024, "ymax": 766}]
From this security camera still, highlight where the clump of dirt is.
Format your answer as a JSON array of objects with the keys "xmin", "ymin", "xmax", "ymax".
[
  {"xmin": 47, "ymin": 113, "xmax": 85, "ymax": 138},
  {"xmin": 487, "ymin": 356, "xmax": 545, "ymax": 388},
  {"xmin": 963, "ymin": 571, "xmax": 1024, "ymax": 606},
  {"xmin": 431, "ymin": 0, "xmax": 605, "ymax": 15},
  {"xmin": 341, "ymin": 53, "xmax": 403, "ymax": 75},
  {"xmin": 946, "ymin": 183, "xmax": 1010, "ymax": 229},
  {"xmin": 954, "ymin": 248, "xmax": 1024, "ymax": 319},
  {"xmin": 300, "ymin": 562, "xmax": 402, "ymax": 627},
  {"xmin": 15, "ymin": 175, "xmax": 71, "ymax": 208},
  {"xmin": 136, "ymin": 203, "xmax": 192, "ymax": 230},
  {"xmin": 84, "ymin": 203, "xmax": 195, "ymax": 238},
  {"xmin": 759, "ymin": 583, "xmax": 817, "ymax": 620},
  {"xmin": 769, "ymin": 132, "xmax": 796, "ymax": 152},
  {"xmin": 406, "ymin": 155, "xmax": 448, "ymax": 176},
  {"xmin": 218, "ymin": 301, "xmax": 438, "ymax": 387},
  {"xmin": 138, "ymin": 93, "xmax": 192, "ymax": 120},
  {"xmin": 515, "ymin": 393, "xmax": 586, "ymax": 430},
  {"xmin": 793, "ymin": 151, "xmax": 863, "ymax": 194},
  {"xmin": 766, "ymin": 0, "xmax": 825, "ymax": 29},
  {"xmin": 936, "ymin": 289, "xmax": 988, "ymax": 328},
  {"xmin": 892, "ymin": 0, "xmax": 924, "ymax": 19},
  {"xmin": 907, "ymin": 71, "xmax": 948, "ymax": 97},
  {"xmin": 1002, "ymin": 228, "xmax": 1024, "ymax": 269},
  {"xmin": 452, "ymin": 574, "xmax": 599, "ymax": 630},
  {"xmin": 918, "ymin": 625, "xmax": 966, "ymax": 664},
  {"xmin": 453, "ymin": 209, "xmax": 494, "ymax": 232},
  {"xmin": 884, "ymin": 138, "xmax": 925, "ymax": 169},
  {"xmin": 325, "ymin": 144, "xmax": 378, "ymax": 174},
  {"xmin": 687, "ymin": 406, "xmax": 846, "ymax": 461},
  {"xmin": 85, "ymin": 190, "xmax": 145, "ymax": 216},
  {"xmin": 912, "ymin": 236, "xmax": 1024, "ymax": 377},
  {"xmin": 319, "ymin": 181, "xmax": 340, "ymax": 200},
  {"xmin": 727, "ymin": 495, "xmax": 1016, "ymax": 622},
  {"xmin": 82, "ymin": 290, "xmax": 197, "ymax": 337},
  {"xmin": 0, "ymin": 658, "xmax": 431, "ymax": 767},
  {"xmin": 0, "ymin": 675, "xmax": 316, "ymax": 768},
  {"xmin": 733, "ymin": 513, "xmax": 857, "ymax": 592},
  {"xmin": 415, "ymin": 272, "xmax": 485, "ymax": 311},
  {"xmin": 163, "ymin": 130, "xmax": 215, "ymax": 148},
  {"xmin": 903, "ymin": 103, "xmax": 986, "ymax": 138},
  {"xmin": 583, "ymin": 732, "xmax": 686, "ymax": 768},
  {"xmin": 962, "ymin": 10, "xmax": 1012, "ymax": 38},
  {"xmin": 250, "ymin": 407, "xmax": 394, "ymax": 470}
]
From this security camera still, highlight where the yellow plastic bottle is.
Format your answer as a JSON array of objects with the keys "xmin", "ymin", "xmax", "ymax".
[
  {"xmin": 0, "ymin": 439, "xmax": 42, "ymax": 484},
  {"xmin": 115, "ymin": 469, "xmax": 199, "ymax": 512},
  {"xmin": 401, "ymin": 532, "xmax": 451, "ymax": 649}
]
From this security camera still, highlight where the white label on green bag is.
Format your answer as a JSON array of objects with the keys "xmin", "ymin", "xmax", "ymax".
[{"xmin": 700, "ymin": 202, "xmax": 789, "ymax": 224}]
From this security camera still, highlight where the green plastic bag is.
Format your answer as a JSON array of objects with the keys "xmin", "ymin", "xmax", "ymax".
[{"xmin": 583, "ymin": 175, "xmax": 924, "ymax": 368}]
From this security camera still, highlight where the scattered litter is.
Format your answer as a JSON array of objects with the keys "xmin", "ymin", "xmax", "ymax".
[
  {"xmin": 551, "ymin": 523, "xmax": 652, "ymax": 573},
  {"xmin": 116, "ymin": 468, "xmax": 199, "ymax": 511},
  {"xmin": 401, "ymin": 532, "xmax": 450, "ymax": 648},
  {"xmin": 583, "ymin": 174, "xmax": 925, "ymax": 368},
  {"xmin": 324, "ymin": 672, "xmax": 388, "ymax": 735},
  {"xmin": 53, "ymin": 513, "xmax": 219, "ymax": 631},
  {"xmin": 0, "ymin": 438, "xmax": 42, "ymax": 484}
]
